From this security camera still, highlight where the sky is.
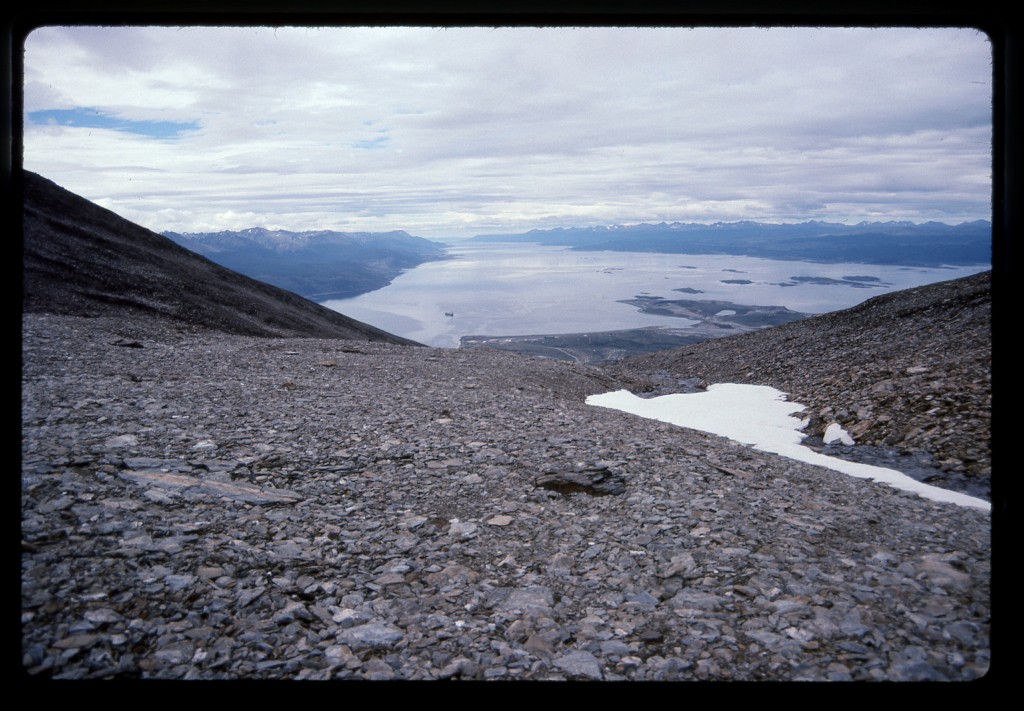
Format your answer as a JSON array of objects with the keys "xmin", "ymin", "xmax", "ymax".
[
  {"xmin": 586, "ymin": 386, "xmax": 991, "ymax": 512},
  {"xmin": 22, "ymin": 25, "xmax": 993, "ymax": 240}
]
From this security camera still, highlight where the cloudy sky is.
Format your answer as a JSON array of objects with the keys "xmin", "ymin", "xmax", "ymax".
[{"xmin": 22, "ymin": 25, "xmax": 992, "ymax": 240}]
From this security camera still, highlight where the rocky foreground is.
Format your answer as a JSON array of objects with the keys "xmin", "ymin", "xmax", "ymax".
[{"xmin": 21, "ymin": 313, "xmax": 991, "ymax": 681}]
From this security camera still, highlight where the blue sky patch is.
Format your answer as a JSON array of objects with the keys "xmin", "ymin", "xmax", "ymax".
[
  {"xmin": 28, "ymin": 108, "xmax": 199, "ymax": 138},
  {"xmin": 352, "ymin": 135, "xmax": 390, "ymax": 150}
]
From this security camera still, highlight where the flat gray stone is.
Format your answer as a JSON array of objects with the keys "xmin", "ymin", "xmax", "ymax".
[
  {"xmin": 554, "ymin": 650, "xmax": 603, "ymax": 680},
  {"xmin": 338, "ymin": 622, "xmax": 404, "ymax": 650},
  {"xmin": 119, "ymin": 470, "xmax": 301, "ymax": 505},
  {"xmin": 494, "ymin": 586, "xmax": 554, "ymax": 614}
]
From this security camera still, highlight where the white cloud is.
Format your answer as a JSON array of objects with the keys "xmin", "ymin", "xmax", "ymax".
[{"xmin": 22, "ymin": 26, "xmax": 993, "ymax": 238}]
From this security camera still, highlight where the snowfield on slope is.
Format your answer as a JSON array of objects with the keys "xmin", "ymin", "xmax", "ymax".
[{"xmin": 586, "ymin": 384, "xmax": 990, "ymax": 512}]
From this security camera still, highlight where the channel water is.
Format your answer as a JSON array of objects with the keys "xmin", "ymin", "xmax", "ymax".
[{"xmin": 324, "ymin": 242, "xmax": 989, "ymax": 348}]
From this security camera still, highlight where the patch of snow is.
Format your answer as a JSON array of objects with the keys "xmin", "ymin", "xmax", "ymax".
[
  {"xmin": 823, "ymin": 422, "xmax": 855, "ymax": 446},
  {"xmin": 586, "ymin": 385, "xmax": 990, "ymax": 512}
]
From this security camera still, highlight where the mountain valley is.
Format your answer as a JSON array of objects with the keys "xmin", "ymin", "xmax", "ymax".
[{"xmin": 20, "ymin": 172, "xmax": 994, "ymax": 681}]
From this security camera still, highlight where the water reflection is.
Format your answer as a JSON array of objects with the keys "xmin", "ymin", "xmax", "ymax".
[{"xmin": 325, "ymin": 243, "xmax": 988, "ymax": 348}]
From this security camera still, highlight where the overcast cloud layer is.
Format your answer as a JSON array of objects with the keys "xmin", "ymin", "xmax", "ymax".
[{"xmin": 22, "ymin": 26, "xmax": 992, "ymax": 239}]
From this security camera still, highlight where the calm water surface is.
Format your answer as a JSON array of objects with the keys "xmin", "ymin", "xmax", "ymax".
[{"xmin": 325, "ymin": 243, "xmax": 988, "ymax": 348}]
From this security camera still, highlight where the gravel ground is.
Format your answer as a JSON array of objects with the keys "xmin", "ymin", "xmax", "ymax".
[{"xmin": 21, "ymin": 313, "xmax": 991, "ymax": 681}]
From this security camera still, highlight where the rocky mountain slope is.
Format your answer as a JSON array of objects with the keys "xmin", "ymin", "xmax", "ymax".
[
  {"xmin": 20, "ymin": 175, "xmax": 992, "ymax": 681},
  {"xmin": 21, "ymin": 171, "xmax": 419, "ymax": 343},
  {"xmin": 607, "ymin": 272, "xmax": 992, "ymax": 496}
]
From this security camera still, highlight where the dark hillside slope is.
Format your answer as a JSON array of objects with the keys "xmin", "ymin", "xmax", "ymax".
[
  {"xmin": 21, "ymin": 171, "xmax": 418, "ymax": 343},
  {"xmin": 607, "ymin": 271, "xmax": 992, "ymax": 488}
]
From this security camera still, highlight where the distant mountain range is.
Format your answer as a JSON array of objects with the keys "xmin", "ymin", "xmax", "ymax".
[
  {"xmin": 163, "ymin": 227, "xmax": 448, "ymax": 300},
  {"xmin": 469, "ymin": 220, "xmax": 991, "ymax": 267}
]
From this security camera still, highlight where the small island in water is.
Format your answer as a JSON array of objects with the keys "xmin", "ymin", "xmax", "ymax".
[{"xmin": 461, "ymin": 296, "xmax": 810, "ymax": 364}]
